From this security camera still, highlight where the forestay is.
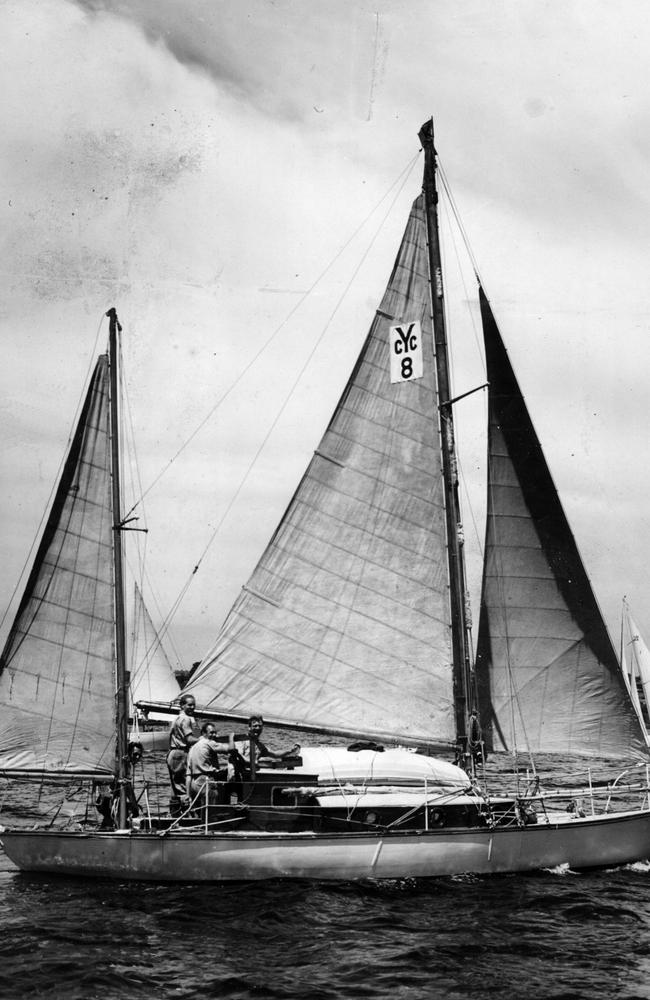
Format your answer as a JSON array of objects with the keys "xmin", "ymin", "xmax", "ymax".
[
  {"xmin": 476, "ymin": 290, "xmax": 646, "ymax": 759},
  {"xmin": 0, "ymin": 357, "xmax": 116, "ymax": 776},
  {"xmin": 185, "ymin": 195, "xmax": 457, "ymax": 748}
]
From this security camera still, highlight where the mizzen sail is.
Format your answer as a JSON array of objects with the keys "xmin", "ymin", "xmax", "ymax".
[
  {"xmin": 0, "ymin": 356, "xmax": 116, "ymax": 776},
  {"xmin": 184, "ymin": 195, "xmax": 456, "ymax": 748},
  {"xmin": 476, "ymin": 289, "xmax": 646, "ymax": 758}
]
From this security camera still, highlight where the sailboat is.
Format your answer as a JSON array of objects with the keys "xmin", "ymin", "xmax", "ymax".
[
  {"xmin": 620, "ymin": 600, "xmax": 650, "ymax": 741},
  {"xmin": 2, "ymin": 121, "xmax": 650, "ymax": 881}
]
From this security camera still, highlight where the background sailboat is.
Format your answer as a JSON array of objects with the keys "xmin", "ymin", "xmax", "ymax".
[{"xmin": 621, "ymin": 600, "xmax": 650, "ymax": 743}]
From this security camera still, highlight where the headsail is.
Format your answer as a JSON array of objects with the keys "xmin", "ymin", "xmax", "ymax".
[
  {"xmin": 0, "ymin": 356, "xmax": 116, "ymax": 776},
  {"xmin": 130, "ymin": 583, "xmax": 179, "ymax": 708},
  {"xmin": 476, "ymin": 289, "xmax": 647, "ymax": 759},
  {"xmin": 184, "ymin": 195, "xmax": 456, "ymax": 749}
]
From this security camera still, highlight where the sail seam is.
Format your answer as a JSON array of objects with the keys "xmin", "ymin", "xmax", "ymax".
[
  {"xmin": 323, "ymin": 421, "xmax": 440, "ymax": 480},
  {"xmin": 70, "ymin": 459, "xmax": 113, "ymax": 479},
  {"xmin": 287, "ymin": 496, "xmax": 446, "ymax": 562},
  {"xmin": 344, "ymin": 368, "xmax": 438, "ymax": 418},
  {"xmin": 233, "ymin": 598, "xmax": 448, "ymax": 679},
  {"xmin": 15, "ymin": 595, "xmax": 113, "ymax": 624},
  {"xmin": 42, "ymin": 525, "xmax": 112, "ymax": 546},
  {"xmin": 308, "ymin": 465, "xmax": 443, "ymax": 537},
  {"xmin": 214, "ymin": 635, "xmax": 445, "ymax": 713},
  {"xmin": 6, "ymin": 632, "xmax": 114, "ymax": 665},
  {"xmin": 263, "ymin": 536, "xmax": 450, "ymax": 627},
  {"xmin": 242, "ymin": 585, "xmax": 281, "ymax": 607},
  {"xmin": 304, "ymin": 470, "xmax": 446, "ymax": 538},
  {"xmin": 0, "ymin": 690, "xmax": 113, "ymax": 714},
  {"xmin": 313, "ymin": 450, "xmax": 345, "ymax": 468}
]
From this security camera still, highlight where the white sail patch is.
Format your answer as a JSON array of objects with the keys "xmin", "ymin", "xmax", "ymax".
[{"xmin": 389, "ymin": 321, "xmax": 423, "ymax": 383}]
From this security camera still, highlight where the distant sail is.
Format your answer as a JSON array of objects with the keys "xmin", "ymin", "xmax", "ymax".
[
  {"xmin": 130, "ymin": 583, "xmax": 179, "ymax": 707},
  {"xmin": 185, "ymin": 195, "xmax": 456, "ymax": 748},
  {"xmin": 0, "ymin": 357, "xmax": 116, "ymax": 776},
  {"xmin": 621, "ymin": 605, "xmax": 650, "ymax": 739},
  {"xmin": 476, "ymin": 289, "xmax": 646, "ymax": 758},
  {"xmin": 621, "ymin": 639, "xmax": 643, "ymax": 716}
]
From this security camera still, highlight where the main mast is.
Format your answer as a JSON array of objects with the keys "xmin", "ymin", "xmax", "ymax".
[
  {"xmin": 107, "ymin": 307, "xmax": 130, "ymax": 828},
  {"xmin": 418, "ymin": 120, "xmax": 474, "ymax": 760}
]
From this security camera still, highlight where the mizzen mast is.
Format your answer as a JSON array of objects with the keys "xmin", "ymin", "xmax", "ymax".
[{"xmin": 418, "ymin": 120, "xmax": 474, "ymax": 761}]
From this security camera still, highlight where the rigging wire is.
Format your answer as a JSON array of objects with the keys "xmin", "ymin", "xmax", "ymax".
[
  {"xmin": 437, "ymin": 156, "xmax": 485, "ymax": 289},
  {"xmin": 117, "ymin": 351, "xmax": 184, "ymax": 737},
  {"xmin": 438, "ymin": 191, "xmax": 487, "ymax": 563},
  {"xmin": 436, "ymin": 169, "xmax": 486, "ymax": 751},
  {"xmin": 118, "ymin": 347, "xmax": 183, "ymax": 673},
  {"xmin": 122, "ymin": 151, "xmax": 422, "ymax": 522},
  {"xmin": 439, "ymin": 187, "xmax": 486, "ymax": 380}
]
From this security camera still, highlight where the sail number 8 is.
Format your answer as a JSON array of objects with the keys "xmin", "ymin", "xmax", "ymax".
[{"xmin": 390, "ymin": 321, "xmax": 423, "ymax": 384}]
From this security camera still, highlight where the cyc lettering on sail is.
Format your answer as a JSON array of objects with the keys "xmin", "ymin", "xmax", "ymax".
[{"xmin": 390, "ymin": 321, "xmax": 423, "ymax": 384}]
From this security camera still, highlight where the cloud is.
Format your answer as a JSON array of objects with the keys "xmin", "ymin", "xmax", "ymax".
[
  {"xmin": 71, "ymin": 0, "xmax": 380, "ymax": 119},
  {"xmin": 0, "ymin": 0, "xmax": 216, "ymax": 309}
]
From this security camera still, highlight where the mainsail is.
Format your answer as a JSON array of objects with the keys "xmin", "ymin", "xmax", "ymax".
[
  {"xmin": 130, "ymin": 583, "xmax": 179, "ymax": 708},
  {"xmin": 184, "ymin": 194, "xmax": 456, "ymax": 748},
  {"xmin": 476, "ymin": 289, "xmax": 646, "ymax": 759},
  {"xmin": 0, "ymin": 357, "xmax": 116, "ymax": 776}
]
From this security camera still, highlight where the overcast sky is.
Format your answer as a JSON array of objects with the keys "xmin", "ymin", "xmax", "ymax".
[{"xmin": 2, "ymin": 0, "xmax": 650, "ymax": 670}]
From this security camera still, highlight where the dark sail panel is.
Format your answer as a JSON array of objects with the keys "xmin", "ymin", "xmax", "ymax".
[{"xmin": 476, "ymin": 288, "xmax": 646, "ymax": 758}]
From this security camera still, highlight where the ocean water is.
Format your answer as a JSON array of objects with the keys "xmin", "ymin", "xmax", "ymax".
[
  {"xmin": 1, "ymin": 749, "xmax": 650, "ymax": 1000},
  {"xmin": 1, "ymin": 856, "xmax": 650, "ymax": 999}
]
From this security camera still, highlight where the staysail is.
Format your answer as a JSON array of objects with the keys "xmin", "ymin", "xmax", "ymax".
[
  {"xmin": 0, "ymin": 356, "xmax": 116, "ymax": 776},
  {"xmin": 184, "ymin": 194, "xmax": 456, "ymax": 748},
  {"xmin": 130, "ymin": 583, "xmax": 179, "ymax": 708},
  {"xmin": 476, "ymin": 289, "xmax": 647, "ymax": 758}
]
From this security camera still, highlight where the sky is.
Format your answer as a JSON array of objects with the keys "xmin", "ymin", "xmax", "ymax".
[{"xmin": 2, "ymin": 0, "xmax": 650, "ymax": 672}]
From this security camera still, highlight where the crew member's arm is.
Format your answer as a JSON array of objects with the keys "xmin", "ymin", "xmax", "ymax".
[{"xmin": 211, "ymin": 733, "xmax": 235, "ymax": 754}]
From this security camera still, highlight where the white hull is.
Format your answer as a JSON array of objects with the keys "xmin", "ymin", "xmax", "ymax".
[{"xmin": 3, "ymin": 809, "xmax": 650, "ymax": 881}]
